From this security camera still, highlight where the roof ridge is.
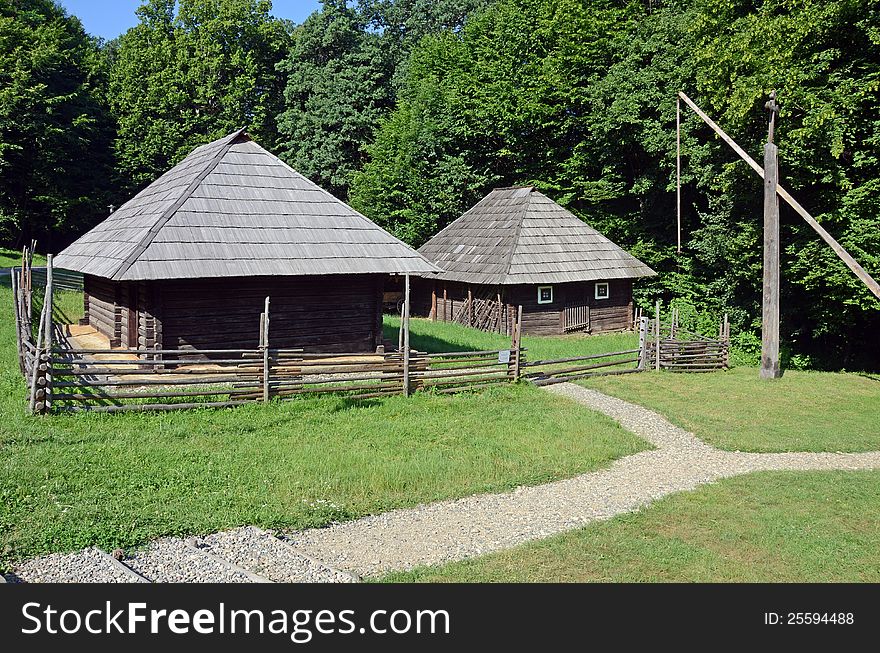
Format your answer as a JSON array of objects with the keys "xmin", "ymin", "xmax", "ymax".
[
  {"xmin": 111, "ymin": 129, "xmax": 246, "ymax": 280},
  {"xmin": 500, "ymin": 190, "xmax": 534, "ymax": 280}
]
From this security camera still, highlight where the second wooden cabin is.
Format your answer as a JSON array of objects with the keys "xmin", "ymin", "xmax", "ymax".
[
  {"xmin": 54, "ymin": 129, "xmax": 437, "ymax": 355},
  {"xmin": 412, "ymin": 186, "xmax": 656, "ymax": 336}
]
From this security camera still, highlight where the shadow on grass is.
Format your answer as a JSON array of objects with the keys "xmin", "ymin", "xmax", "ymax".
[{"xmin": 382, "ymin": 319, "xmax": 489, "ymax": 354}]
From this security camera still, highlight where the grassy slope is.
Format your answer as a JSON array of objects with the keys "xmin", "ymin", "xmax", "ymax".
[
  {"xmin": 581, "ymin": 367, "xmax": 880, "ymax": 452},
  {"xmin": 0, "ymin": 248, "xmax": 46, "ymax": 268},
  {"xmin": 0, "ymin": 286, "xmax": 646, "ymax": 566},
  {"xmin": 384, "ymin": 471, "xmax": 880, "ymax": 583},
  {"xmin": 384, "ymin": 316, "xmax": 638, "ymax": 361}
]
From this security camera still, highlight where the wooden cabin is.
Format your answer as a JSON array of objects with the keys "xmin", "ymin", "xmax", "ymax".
[
  {"xmin": 412, "ymin": 186, "xmax": 656, "ymax": 336},
  {"xmin": 54, "ymin": 130, "xmax": 437, "ymax": 354}
]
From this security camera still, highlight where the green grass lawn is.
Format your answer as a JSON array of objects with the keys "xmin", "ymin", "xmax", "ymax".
[
  {"xmin": 383, "ymin": 471, "xmax": 880, "ymax": 582},
  {"xmin": 580, "ymin": 367, "xmax": 880, "ymax": 453},
  {"xmin": 0, "ymin": 247, "xmax": 46, "ymax": 268},
  {"xmin": 384, "ymin": 316, "xmax": 638, "ymax": 361},
  {"xmin": 0, "ymin": 286, "xmax": 647, "ymax": 567}
]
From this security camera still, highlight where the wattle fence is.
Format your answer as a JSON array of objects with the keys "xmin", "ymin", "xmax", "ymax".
[{"xmin": 11, "ymin": 249, "xmax": 730, "ymax": 415}]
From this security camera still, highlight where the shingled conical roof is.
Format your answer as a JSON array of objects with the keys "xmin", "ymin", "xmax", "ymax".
[
  {"xmin": 55, "ymin": 130, "xmax": 438, "ymax": 281},
  {"xmin": 418, "ymin": 186, "xmax": 656, "ymax": 285}
]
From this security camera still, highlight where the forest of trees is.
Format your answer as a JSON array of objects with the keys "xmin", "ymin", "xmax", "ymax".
[{"xmin": 1, "ymin": 0, "xmax": 878, "ymax": 369}]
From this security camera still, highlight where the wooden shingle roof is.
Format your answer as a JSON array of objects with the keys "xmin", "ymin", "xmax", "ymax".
[
  {"xmin": 418, "ymin": 186, "xmax": 656, "ymax": 285},
  {"xmin": 55, "ymin": 130, "xmax": 438, "ymax": 280}
]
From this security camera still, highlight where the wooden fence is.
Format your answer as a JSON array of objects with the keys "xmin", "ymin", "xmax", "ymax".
[
  {"xmin": 12, "ymin": 249, "xmax": 730, "ymax": 415},
  {"xmin": 38, "ymin": 342, "xmax": 526, "ymax": 413},
  {"xmin": 14, "ymin": 254, "xmax": 528, "ymax": 414},
  {"xmin": 434, "ymin": 288, "xmax": 517, "ymax": 335},
  {"xmin": 645, "ymin": 309, "xmax": 730, "ymax": 372},
  {"xmin": 29, "ymin": 266, "xmax": 83, "ymax": 292}
]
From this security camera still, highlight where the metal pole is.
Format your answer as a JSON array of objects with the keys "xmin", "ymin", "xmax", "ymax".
[{"xmin": 403, "ymin": 274, "xmax": 411, "ymax": 397}]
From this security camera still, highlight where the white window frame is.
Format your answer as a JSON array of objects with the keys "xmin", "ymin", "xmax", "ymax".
[
  {"xmin": 594, "ymin": 282, "xmax": 610, "ymax": 300},
  {"xmin": 537, "ymin": 285, "xmax": 554, "ymax": 305}
]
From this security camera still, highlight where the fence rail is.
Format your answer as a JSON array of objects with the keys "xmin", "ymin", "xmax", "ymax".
[
  {"xmin": 29, "ymin": 267, "xmax": 83, "ymax": 292},
  {"xmin": 11, "ymin": 246, "xmax": 732, "ymax": 415}
]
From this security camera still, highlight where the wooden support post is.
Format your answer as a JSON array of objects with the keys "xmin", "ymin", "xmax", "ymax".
[
  {"xmin": 403, "ymin": 274, "xmax": 411, "ymax": 397},
  {"xmin": 442, "ymin": 286, "xmax": 447, "ymax": 322},
  {"xmin": 262, "ymin": 296, "xmax": 270, "ymax": 402},
  {"xmin": 467, "ymin": 286, "xmax": 473, "ymax": 327},
  {"xmin": 678, "ymin": 90, "xmax": 880, "ymax": 301},
  {"xmin": 654, "ymin": 300, "xmax": 661, "ymax": 371},
  {"xmin": 431, "ymin": 284, "xmax": 437, "ymax": 321},
  {"xmin": 637, "ymin": 316, "xmax": 649, "ymax": 370},
  {"xmin": 760, "ymin": 142, "xmax": 781, "ymax": 379}
]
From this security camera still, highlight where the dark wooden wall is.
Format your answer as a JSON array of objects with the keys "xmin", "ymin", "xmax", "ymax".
[
  {"xmin": 83, "ymin": 274, "xmax": 384, "ymax": 354},
  {"xmin": 505, "ymin": 280, "xmax": 633, "ymax": 335},
  {"xmin": 412, "ymin": 278, "xmax": 634, "ymax": 336},
  {"xmin": 84, "ymin": 274, "xmax": 123, "ymax": 347},
  {"xmin": 587, "ymin": 279, "xmax": 633, "ymax": 334}
]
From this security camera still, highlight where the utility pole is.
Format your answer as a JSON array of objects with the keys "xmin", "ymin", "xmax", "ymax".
[{"xmin": 760, "ymin": 91, "xmax": 781, "ymax": 379}]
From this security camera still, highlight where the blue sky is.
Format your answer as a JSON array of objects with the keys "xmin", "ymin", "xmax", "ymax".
[{"xmin": 58, "ymin": 1, "xmax": 323, "ymax": 39}]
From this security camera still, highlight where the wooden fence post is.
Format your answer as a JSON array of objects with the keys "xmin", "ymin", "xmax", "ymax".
[
  {"xmin": 262, "ymin": 296, "xmax": 270, "ymax": 402},
  {"xmin": 28, "ymin": 287, "xmax": 50, "ymax": 414},
  {"xmin": 44, "ymin": 254, "xmax": 53, "ymax": 412},
  {"xmin": 11, "ymin": 272, "xmax": 24, "ymax": 375},
  {"xmin": 403, "ymin": 274, "xmax": 411, "ymax": 397},
  {"xmin": 637, "ymin": 316, "xmax": 649, "ymax": 370},
  {"xmin": 654, "ymin": 300, "xmax": 661, "ymax": 371},
  {"xmin": 723, "ymin": 312, "xmax": 730, "ymax": 368},
  {"xmin": 512, "ymin": 305, "xmax": 523, "ymax": 381}
]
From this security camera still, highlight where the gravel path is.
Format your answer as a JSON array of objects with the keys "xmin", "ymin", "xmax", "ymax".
[
  {"xmin": 199, "ymin": 526, "xmax": 356, "ymax": 583},
  {"xmin": 124, "ymin": 537, "xmax": 258, "ymax": 583},
  {"xmin": 284, "ymin": 383, "xmax": 880, "ymax": 577},
  {"xmin": 13, "ymin": 548, "xmax": 140, "ymax": 583},
  {"xmin": 11, "ymin": 383, "xmax": 880, "ymax": 582}
]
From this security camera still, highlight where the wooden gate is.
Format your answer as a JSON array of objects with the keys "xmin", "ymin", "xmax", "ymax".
[{"xmin": 562, "ymin": 302, "xmax": 590, "ymax": 333}]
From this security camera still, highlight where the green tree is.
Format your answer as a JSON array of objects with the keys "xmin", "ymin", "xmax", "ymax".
[
  {"xmin": 354, "ymin": 0, "xmax": 880, "ymax": 369},
  {"xmin": 277, "ymin": 1, "xmax": 389, "ymax": 198},
  {"xmin": 276, "ymin": 0, "xmax": 492, "ymax": 199},
  {"xmin": 0, "ymin": 0, "xmax": 115, "ymax": 250},
  {"xmin": 109, "ymin": 0, "xmax": 290, "ymax": 187}
]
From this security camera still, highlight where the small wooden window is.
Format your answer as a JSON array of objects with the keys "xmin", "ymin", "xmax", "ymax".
[
  {"xmin": 537, "ymin": 285, "xmax": 553, "ymax": 304},
  {"xmin": 595, "ymin": 282, "xmax": 610, "ymax": 300}
]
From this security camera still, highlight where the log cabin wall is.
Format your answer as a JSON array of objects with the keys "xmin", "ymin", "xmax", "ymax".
[
  {"xmin": 83, "ymin": 274, "xmax": 123, "ymax": 346},
  {"xmin": 586, "ymin": 279, "xmax": 633, "ymax": 334},
  {"xmin": 415, "ymin": 278, "xmax": 634, "ymax": 336},
  {"xmin": 156, "ymin": 274, "xmax": 384, "ymax": 354},
  {"xmin": 83, "ymin": 274, "xmax": 384, "ymax": 354},
  {"xmin": 504, "ymin": 280, "xmax": 633, "ymax": 336}
]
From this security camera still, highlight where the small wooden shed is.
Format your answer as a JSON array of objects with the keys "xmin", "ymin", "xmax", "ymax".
[
  {"xmin": 413, "ymin": 186, "xmax": 656, "ymax": 335},
  {"xmin": 54, "ymin": 129, "xmax": 437, "ymax": 354}
]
